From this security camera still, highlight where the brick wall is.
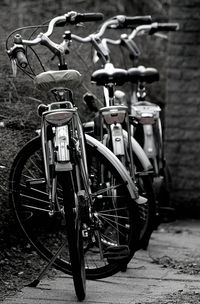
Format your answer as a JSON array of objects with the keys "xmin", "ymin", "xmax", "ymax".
[{"xmin": 166, "ymin": 0, "xmax": 200, "ymax": 215}]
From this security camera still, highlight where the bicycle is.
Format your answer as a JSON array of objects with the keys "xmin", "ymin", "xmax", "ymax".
[
  {"xmin": 6, "ymin": 11, "xmax": 143, "ymax": 300},
  {"xmin": 79, "ymin": 15, "xmax": 157, "ymax": 250},
  {"xmin": 100, "ymin": 20, "xmax": 179, "ymax": 224}
]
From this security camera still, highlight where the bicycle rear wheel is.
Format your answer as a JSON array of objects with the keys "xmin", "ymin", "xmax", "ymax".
[{"xmin": 9, "ymin": 136, "xmax": 140, "ymax": 280}]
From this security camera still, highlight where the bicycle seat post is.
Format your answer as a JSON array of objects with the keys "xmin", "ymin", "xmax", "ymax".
[
  {"xmin": 137, "ymin": 82, "xmax": 147, "ymax": 101},
  {"xmin": 52, "ymin": 89, "xmax": 73, "ymax": 103}
]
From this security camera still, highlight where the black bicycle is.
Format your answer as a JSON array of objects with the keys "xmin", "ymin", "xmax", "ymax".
[{"xmin": 6, "ymin": 11, "xmax": 142, "ymax": 300}]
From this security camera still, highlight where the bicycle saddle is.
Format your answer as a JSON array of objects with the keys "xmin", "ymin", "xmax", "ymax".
[
  {"xmin": 34, "ymin": 70, "xmax": 82, "ymax": 92},
  {"xmin": 128, "ymin": 66, "xmax": 159, "ymax": 84},
  {"xmin": 91, "ymin": 63, "xmax": 128, "ymax": 86}
]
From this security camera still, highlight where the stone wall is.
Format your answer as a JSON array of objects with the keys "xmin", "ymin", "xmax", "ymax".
[{"xmin": 166, "ymin": 0, "xmax": 200, "ymax": 215}]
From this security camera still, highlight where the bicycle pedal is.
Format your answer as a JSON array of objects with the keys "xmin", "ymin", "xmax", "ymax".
[
  {"xmin": 135, "ymin": 195, "xmax": 147, "ymax": 205},
  {"xmin": 103, "ymin": 245, "xmax": 130, "ymax": 261}
]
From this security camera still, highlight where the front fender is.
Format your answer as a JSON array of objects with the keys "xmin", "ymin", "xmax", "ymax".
[
  {"xmin": 86, "ymin": 134, "xmax": 144, "ymax": 203},
  {"xmin": 122, "ymin": 130, "xmax": 152, "ymax": 172}
]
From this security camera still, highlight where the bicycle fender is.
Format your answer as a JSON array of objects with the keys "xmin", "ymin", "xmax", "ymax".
[
  {"xmin": 110, "ymin": 123, "xmax": 125, "ymax": 156},
  {"xmin": 122, "ymin": 130, "xmax": 152, "ymax": 171},
  {"xmin": 143, "ymin": 124, "xmax": 157, "ymax": 159},
  {"xmin": 85, "ymin": 134, "xmax": 140, "ymax": 201}
]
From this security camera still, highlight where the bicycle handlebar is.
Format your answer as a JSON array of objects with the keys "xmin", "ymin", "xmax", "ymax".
[
  {"xmin": 7, "ymin": 11, "xmax": 104, "ymax": 68},
  {"xmin": 101, "ymin": 21, "xmax": 179, "ymax": 59},
  {"xmin": 7, "ymin": 12, "xmax": 179, "ymax": 71},
  {"xmin": 20, "ymin": 12, "xmax": 104, "ymax": 46},
  {"xmin": 79, "ymin": 15, "xmax": 152, "ymax": 50},
  {"xmin": 129, "ymin": 22, "xmax": 179, "ymax": 39},
  {"xmin": 102, "ymin": 22, "xmax": 179, "ymax": 47},
  {"xmin": 8, "ymin": 13, "xmax": 152, "ymax": 49},
  {"xmin": 149, "ymin": 23, "xmax": 179, "ymax": 35},
  {"xmin": 110, "ymin": 15, "xmax": 152, "ymax": 28}
]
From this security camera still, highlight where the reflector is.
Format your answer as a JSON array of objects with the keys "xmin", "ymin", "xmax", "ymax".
[{"xmin": 45, "ymin": 111, "xmax": 73, "ymax": 125}]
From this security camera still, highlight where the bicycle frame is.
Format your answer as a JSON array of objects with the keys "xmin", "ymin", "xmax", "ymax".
[
  {"xmin": 8, "ymin": 13, "xmax": 157, "ymax": 300},
  {"xmin": 92, "ymin": 63, "xmax": 152, "ymax": 181},
  {"xmin": 96, "ymin": 19, "xmax": 178, "ymax": 180}
]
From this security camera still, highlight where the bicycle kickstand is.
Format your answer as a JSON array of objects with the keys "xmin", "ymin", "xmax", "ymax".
[{"xmin": 27, "ymin": 240, "xmax": 68, "ymax": 287}]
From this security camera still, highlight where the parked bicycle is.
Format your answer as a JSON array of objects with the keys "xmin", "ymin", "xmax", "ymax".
[
  {"xmin": 80, "ymin": 15, "xmax": 157, "ymax": 251},
  {"xmin": 6, "ymin": 12, "xmax": 144, "ymax": 300},
  {"xmin": 100, "ymin": 20, "xmax": 179, "ymax": 223}
]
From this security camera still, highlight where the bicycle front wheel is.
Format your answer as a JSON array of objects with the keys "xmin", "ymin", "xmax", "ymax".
[
  {"xmin": 60, "ymin": 172, "xmax": 86, "ymax": 301},
  {"xmin": 9, "ymin": 136, "xmax": 140, "ymax": 280}
]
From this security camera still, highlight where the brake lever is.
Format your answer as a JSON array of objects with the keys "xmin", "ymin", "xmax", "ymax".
[
  {"xmin": 154, "ymin": 32, "xmax": 168, "ymax": 40},
  {"xmin": 92, "ymin": 49, "xmax": 99, "ymax": 64},
  {"xmin": 11, "ymin": 58, "xmax": 17, "ymax": 77},
  {"xmin": 76, "ymin": 22, "xmax": 85, "ymax": 28}
]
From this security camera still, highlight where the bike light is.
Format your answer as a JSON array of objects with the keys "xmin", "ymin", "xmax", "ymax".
[
  {"xmin": 139, "ymin": 116, "xmax": 156, "ymax": 125},
  {"xmin": 45, "ymin": 111, "xmax": 73, "ymax": 125},
  {"xmin": 131, "ymin": 104, "xmax": 160, "ymax": 124},
  {"xmin": 102, "ymin": 110, "xmax": 126, "ymax": 125}
]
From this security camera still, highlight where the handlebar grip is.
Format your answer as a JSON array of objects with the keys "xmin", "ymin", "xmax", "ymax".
[
  {"xmin": 149, "ymin": 22, "xmax": 179, "ymax": 34},
  {"xmin": 124, "ymin": 16, "xmax": 152, "ymax": 26},
  {"xmin": 75, "ymin": 13, "xmax": 104, "ymax": 23},
  {"xmin": 112, "ymin": 15, "xmax": 152, "ymax": 28},
  {"xmin": 16, "ymin": 50, "xmax": 28, "ymax": 68},
  {"xmin": 157, "ymin": 23, "xmax": 179, "ymax": 31},
  {"xmin": 56, "ymin": 12, "xmax": 104, "ymax": 26}
]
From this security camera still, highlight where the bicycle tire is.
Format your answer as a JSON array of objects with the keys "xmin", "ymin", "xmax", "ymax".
[
  {"xmin": 60, "ymin": 172, "xmax": 86, "ymax": 301},
  {"xmin": 117, "ymin": 145, "xmax": 156, "ymax": 250},
  {"xmin": 136, "ymin": 175, "xmax": 156, "ymax": 249},
  {"xmin": 157, "ymin": 162, "xmax": 172, "ymax": 206},
  {"xmin": 117, "ymin": 155, "xmax": 155, "ymax": 250},
  {"xmin": 107, "ymin": 126, "xmax": 156, "ymax": 251},
  {"xmin": 9, "ymin": 136, "xmax": 140, "ymax": 280},
  {"xmin": 134, "ymin": 121, "xmax": 172, "ymax": 229},
  {"xmin": 128, "ymin": 128, "xmax": 157, "ymax": 249}
]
